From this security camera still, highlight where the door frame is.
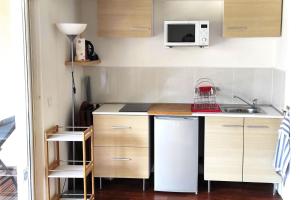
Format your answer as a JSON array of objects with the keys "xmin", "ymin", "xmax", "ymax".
[{"xmin": 21, "ymin": 0, "xmax": 35, "ymax": 199}]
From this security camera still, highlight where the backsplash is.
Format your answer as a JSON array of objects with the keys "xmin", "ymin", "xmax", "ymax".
[
  {"xmin": 83, "ymin": 67, "xmax": 285, "ymax": 108},
  {"xmin": 272, "ymin": 69, "xmax": 286, "ymax": 110}
]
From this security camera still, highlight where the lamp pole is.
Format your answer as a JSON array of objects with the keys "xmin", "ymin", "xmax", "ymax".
[
  {"xmin": 68, "ymin": 35, "xmax": 76, "ymax": 128},
  {"xmin": 68, "ymin": 35, "xmax": 77, "ymax": 192}
]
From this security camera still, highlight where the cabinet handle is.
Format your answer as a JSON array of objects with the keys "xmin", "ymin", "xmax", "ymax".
[
  {"xmin": 131, "ymin": 26, "xmax": 149, "ymax": 30},
  {"xmin": 111, "ymin": 125, "xmax": 132, "ymax": 129},
  {"xmin": 222, "ymin": 125, "xmax": 243, "ymax": 128},
  {"xmin": 246, "ymin": 125, "xmax": 269, "ymax": 129},
  {"xmin": 112, "ymin": 157, "xmax": 132, "ymax": 161},
  {"xmin": 227, "ymin": 26, "xmax": 248, "ymax": 31}
]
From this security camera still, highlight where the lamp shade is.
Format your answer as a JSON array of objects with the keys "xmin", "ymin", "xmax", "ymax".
[{"xmin": 56, "ymin": 23, "xmax": 87, "ymax": 35}]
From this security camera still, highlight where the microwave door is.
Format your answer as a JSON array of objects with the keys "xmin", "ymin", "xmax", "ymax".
[{"xmin": 167, "ymin": 24, "xmax": 196, "ymax": 45}]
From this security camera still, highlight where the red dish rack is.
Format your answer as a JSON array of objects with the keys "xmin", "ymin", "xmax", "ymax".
[{"xmin": 191, "ymin": 78, "xmax": 221, "ymax": 113}]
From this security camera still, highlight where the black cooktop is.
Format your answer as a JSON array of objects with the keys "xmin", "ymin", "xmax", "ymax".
[{"xmin": 119, "ymin": 103, "xmax": 151, "ymax": 112}]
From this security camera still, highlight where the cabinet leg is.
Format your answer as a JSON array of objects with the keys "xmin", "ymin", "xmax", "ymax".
[
  {"xmin": 142, "ymin": 179, "xmax": 146, "ymax": 192},
  {"xmin": 208, "ymin": 181, "xmax": 211, "ymax": 193},
  {"xmin": 99, "ymin": 178, "xmax": 102, "ymax": 190},
  {"xmin": 273, "ymin": 183, "xmax": 277, "ymax": 196}
]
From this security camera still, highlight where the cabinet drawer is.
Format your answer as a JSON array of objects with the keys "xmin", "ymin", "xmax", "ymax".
[
  {"xmin": 94, "ymin": 146, "xmax": 149, "ymax": 178},
  {"xmin": 93, "ymin": 115, "xmax": 149, "ymax": 147},
  {"xmin": 243, "ymin": 118, "xmax": 281, "ymax": 183}
]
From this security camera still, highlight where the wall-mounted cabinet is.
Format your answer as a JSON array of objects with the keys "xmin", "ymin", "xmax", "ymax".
[
  {"xmin": 223, "ymin": 0, "xmax": 283, "ymax": 37},
  {"xmin": 98, "ymin": 0, "xmax": 153, "ymax": 37}
]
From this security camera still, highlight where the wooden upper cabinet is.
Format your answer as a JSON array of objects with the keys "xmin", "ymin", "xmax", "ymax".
[
  {"xmin": 223, "ymin": 0, "xmax": 283, "ymax": 37},
  {"xmin": 98, "ymin": 0, "xmax": 153, "ymax": 37}
]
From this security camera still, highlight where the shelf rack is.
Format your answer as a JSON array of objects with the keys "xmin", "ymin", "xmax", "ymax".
[{"xmin": 44, "ymin": 125, "xmax": 95, "ymax": 200}]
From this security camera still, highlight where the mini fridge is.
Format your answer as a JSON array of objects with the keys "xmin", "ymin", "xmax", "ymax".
[{"xmin": 154, "ymin": 116, "xmax": 199, "ymax": 194}]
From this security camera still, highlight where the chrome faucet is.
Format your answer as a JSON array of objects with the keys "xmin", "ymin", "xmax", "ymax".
[{"xmin": 233, "ymin": 95, "xmax": 258, "ymax": 109}]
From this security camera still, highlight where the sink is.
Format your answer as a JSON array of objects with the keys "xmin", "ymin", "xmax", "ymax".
[{"xmin": 222, "ymin": 106, "xmax": 264, "ymax": 114}]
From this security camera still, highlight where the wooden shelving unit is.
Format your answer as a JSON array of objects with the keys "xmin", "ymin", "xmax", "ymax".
[
  {"xmin": 65, "ymin": 60, "xmax": 101, "ymax": 66},
  {"xmin": 44, "ymin": 125, "xmax": 95, "ymax": 200}
]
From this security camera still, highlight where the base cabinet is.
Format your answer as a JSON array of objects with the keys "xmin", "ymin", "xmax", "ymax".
[
  {"xmin": 93, "ymin": 114, "xmax": 150, "ymax": 180},
  {"xmin": 205, "ymin": 117, "xmax": 281, "ymax": 183}
]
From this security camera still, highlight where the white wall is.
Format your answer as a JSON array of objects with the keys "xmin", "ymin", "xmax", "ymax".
[
  {"xmin": 273, "ymin": 1, "xmax": 300, "ymax": 200},
  {"xmin": 81, "ymin": 0, "xmax": 278, "ymax": 68},
  {"xmin": 30, "ymin": 0, "xmax": 85, "ymax": 199}
]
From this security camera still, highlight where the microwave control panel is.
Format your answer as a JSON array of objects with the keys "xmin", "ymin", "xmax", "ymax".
[{"xmin": 198, "ymin": 21, "xmax": 209, "ymax": 46}]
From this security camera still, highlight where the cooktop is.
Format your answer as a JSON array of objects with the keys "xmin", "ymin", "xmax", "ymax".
[{"xmin": 119, "ymin": 103, "xmax": 151, "ymax": 112}]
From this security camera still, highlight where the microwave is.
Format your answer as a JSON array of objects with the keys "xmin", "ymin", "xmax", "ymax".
[{"xmin": 164, "ymin": 21, "xmax": 209, "ymax": 47}]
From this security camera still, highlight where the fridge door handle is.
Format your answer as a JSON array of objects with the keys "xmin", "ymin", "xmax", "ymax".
[{"xmin": 155, "ymin": 116, "xmax": 198, "ymax": 121}]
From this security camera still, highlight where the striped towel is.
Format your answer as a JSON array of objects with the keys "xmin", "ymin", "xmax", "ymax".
[{"xmin": 274, "ymin": 110, "xmax": 291, "ymax": 183}]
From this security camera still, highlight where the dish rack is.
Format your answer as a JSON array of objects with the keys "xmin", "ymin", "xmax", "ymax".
[{"xmin": 191, "ymin": 78, "xmax": 221, "ymax": 112}]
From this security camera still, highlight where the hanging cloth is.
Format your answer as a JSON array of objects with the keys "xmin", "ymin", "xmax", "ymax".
[{"xmin": 274, "ymin": 108, "xmax": 291, "ymax": 195}]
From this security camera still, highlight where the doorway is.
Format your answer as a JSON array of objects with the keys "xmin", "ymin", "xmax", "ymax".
[{"xmin": 0, "ymin": 0, "xmax": 33, "ymax": 199}]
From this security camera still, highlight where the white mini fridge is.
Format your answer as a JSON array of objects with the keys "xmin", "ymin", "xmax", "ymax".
[{"xmin": 154, "ymin": 116, "xmax": 199, "ymax": 194}]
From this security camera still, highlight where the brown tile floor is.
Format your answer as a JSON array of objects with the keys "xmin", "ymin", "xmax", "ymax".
[{"xmin": 95, "ymin": 178, "xmax": 282, "ymax": 200}]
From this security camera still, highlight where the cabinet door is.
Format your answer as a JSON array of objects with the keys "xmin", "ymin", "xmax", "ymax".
[
  {"xmin": 204, "ymin": 117, "xmax": 244, "ymax": 181},
  {"xmin": 224, "ymin": 0, "xmax": 282, "ymax": 37},
  {"xmin": 243, "ymin": 118, "xmax": 281, "ymax": 183},
  {"xmin": 98, "ymin": 0, "xmax": 153, "ymax": 37}
]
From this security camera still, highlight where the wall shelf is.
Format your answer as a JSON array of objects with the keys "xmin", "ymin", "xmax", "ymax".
[{"xmin": 65, "ymin": 60, "xmax": 101, "ymax": 66}]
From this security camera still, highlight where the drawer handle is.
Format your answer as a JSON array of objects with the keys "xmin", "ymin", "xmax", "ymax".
[
  {"xmin": 222, "ymin": 125, "xmax": 243, "ymax": 128},
  {"xmin": 246, "ymin": 125, "xmax": 269, "ymax": 129},
  {"xmin": 111, "ymin": 125, "xmax": 132, "ymax": 129},
  {"xmin": 112, "ymin": 157, "xmax": 132, "ymax": 161}
]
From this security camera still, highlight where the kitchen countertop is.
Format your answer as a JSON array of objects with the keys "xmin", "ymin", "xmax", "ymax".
[
  {"xmin": 93, "ymin": 103, "xmax": 283, "ymax": 119},
  {"xmin": 148, "ymin": 104, "xmax": 192, "ymax": 116},
  {"xmin": 93, "ymin": 104, "xmax": 149, "ymax": 116}
]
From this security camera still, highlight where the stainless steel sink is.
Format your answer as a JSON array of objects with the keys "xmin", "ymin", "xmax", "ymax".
[{"xmin": 221, "ymin": 106, "xmax": 264, "ymax": 114}]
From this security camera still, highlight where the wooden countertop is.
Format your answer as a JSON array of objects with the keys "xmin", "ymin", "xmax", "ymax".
[{"xmin": 148, "ymin": 104, "xmax": 192, "ymax": 116}]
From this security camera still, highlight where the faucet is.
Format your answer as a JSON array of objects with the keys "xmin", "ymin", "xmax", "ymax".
[{"xmin": 233, "ymin": 95, "xmax": 258, "ymax": 109}]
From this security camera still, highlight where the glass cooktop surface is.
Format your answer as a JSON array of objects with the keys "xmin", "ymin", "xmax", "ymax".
[{"xmin": 119, "ymin": 103, "xmax": 151, "ymax": 112}]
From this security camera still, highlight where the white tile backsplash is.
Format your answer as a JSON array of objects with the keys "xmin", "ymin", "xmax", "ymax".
[
  {"xmin": 84, "ymin": 67, "xmax": 282, "ymax": 105},
  {"xmin": 233, "ymin": 68, "xmax": 273, "ymax": 105},
  {"xmin": 272, "ymin": 69, "xmax": 286, "ymax": 110}
]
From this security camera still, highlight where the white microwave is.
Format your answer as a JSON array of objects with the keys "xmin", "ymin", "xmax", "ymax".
[{"xmin": 164, "ymin": 21, "xmax": 209, "ymax": 47}]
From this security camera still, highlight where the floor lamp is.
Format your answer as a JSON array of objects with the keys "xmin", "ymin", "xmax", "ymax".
[
  {"xmin": 56, "ymin": 23, "xmax": 87, "ymax": 127},
  {"xmin": 56, "ymin": 23, "xmax": 87, "ymax": 192}
]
